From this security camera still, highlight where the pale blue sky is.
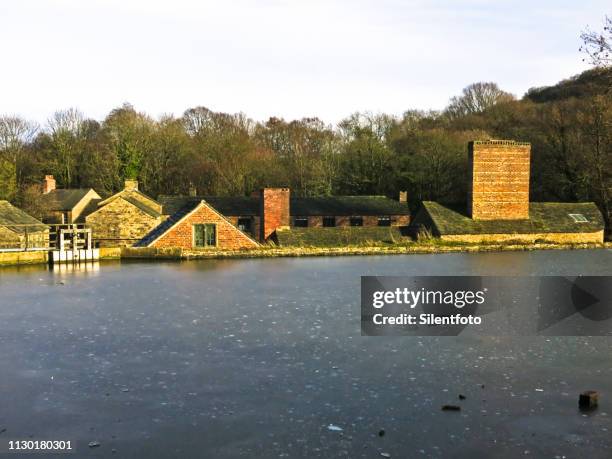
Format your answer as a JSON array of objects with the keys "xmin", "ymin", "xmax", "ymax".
[{"xmin": 0, "ymin": 0, "xmax": 608, "ymax": 125}]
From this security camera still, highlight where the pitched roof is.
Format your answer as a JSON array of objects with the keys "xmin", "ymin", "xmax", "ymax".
[
  {"xmin": 291, "ymin": 196, "xmax": 410, "ymax": 216},
  {"xmin": 40, "ymin": 189, "xmax": 93, "ymax": 211},
  {"xmin": 120, "ymin": 195, "xmax": 162, "ymax": 218},
  {"xmin": 95, "ymin": 189, "xmax": 162, "ymax": 218},
  {"xmin": 136, "ymin": 202, "xmax": 195, "ymax": 247},
  {"xmin": 159, "ymin": 195, "xmax": 260, "ymax": 216},
  {"xmin": 0, "ymin": 201, "xmax": 48, "ymax": 234},
  {"xmin": 420, "ymin": 201, "xmax": 604, "ymax": 235},
  {"xmin": 159, "ymin": 195, "xmax": 410, "ymax": 217},
  {"xmin": 136, "ymin": 200, "xmax": 260, "ymax": 247},
  {"xmin": 98, "ymin": 188, "xmax": 159, "ymax": 208}
]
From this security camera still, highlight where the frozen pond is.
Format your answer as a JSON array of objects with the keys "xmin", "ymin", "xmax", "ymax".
[{"xmin": 0, "ymin": 250, "xmax": 611, "ymax": 458}]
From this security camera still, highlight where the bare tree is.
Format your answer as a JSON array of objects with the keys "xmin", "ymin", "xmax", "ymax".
[
  {"xmin": 0, "ymin": 116, "xmax": 39, "ymax": 196},
  {"xmin": 580, "ymin": 15, "xmax": 611, "ymax": 68},
  {"xmin": 47, "ymin": 107, "xmax": 85, "ymax": 136},
  {"xmin": 445, "ymin": 82, "xmax": 515, "ymax": 119}
]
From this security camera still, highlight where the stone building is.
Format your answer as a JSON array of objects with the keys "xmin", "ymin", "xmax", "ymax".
[
  {"xmin": 86, "ymin": 180, "xmax": 163, "ymax": 247},
  {"xmin": 0, "ymin": 200, "xmax": 49, "ymax": 250},
  {"xmin": 39, "ymin": 175, "xmax": 101, "ymax": 224},
  {"xmin": 411, "ymin": 140, "xmax": 605, "ymax": 243},
  {"xmin": 154, "ymin": 188, "xmax": 411, "ymax": 248}
]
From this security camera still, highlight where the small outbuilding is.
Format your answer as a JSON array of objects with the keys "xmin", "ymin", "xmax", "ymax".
[
  {"xmin": 86, "ymin": 180, "xmax": 163, "ymax": 247},
  {"xmin": 39, "ymin": 175, "xmax": 101, "ymax": 224},
  {"xmin": 411, "ymin": 140, "xmax": 605, "ymax": 244},
  {"xmin": 136, "ymin": 200, "xmax": 259, "ymax": 250},
  {"xmin": 0, "ymin": 201, "xmax": 49, "ymax": 250},
  {"xmin": 412, "ymin": 201, "xmax": 604, "ymax": 244}
]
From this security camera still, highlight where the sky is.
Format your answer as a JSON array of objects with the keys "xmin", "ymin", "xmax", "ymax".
[{"xmin": 0, "ymin": 0, "xmax": 609, "ymax": 126}]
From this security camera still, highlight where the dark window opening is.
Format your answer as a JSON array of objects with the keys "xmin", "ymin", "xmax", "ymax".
[
  {"xmin": 323, "ymin": 216, "xmax": 336, "ymax": 227},
  {"xmin": 350, "ymin": 216, "xmax": 363, "ymax": 227},
  {"xmin": 378, "ymin": 216, "xmax": 391, "ymax": 227},
  {"xmin": 237, "ymin": 217, "xmax": 252, "ymax": 233},
  {"xmin": 193, "ymin": 223, "xmax": 216, "ymax": 247},
  {"xmin": 294, "ymin": 217, "xmax": 308, "ymax": 228}
]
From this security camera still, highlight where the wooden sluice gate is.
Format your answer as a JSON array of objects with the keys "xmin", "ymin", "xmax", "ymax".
[{"xmin": 49, "ymin": 226, "xmax": 99, "ymax": 265}]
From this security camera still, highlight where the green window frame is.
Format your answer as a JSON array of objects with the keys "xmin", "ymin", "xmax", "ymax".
[{"xmin": 193, "ymin": 223, "xmax": 217, "ymax": 248}]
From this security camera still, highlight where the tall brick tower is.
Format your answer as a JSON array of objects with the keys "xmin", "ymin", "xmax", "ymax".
[
  {"xmin": 467, "ymin": 140, "xmax": 531, "ymax": 220},
  {"xmin": 260, "ymin": 187, "xmax": 290, "ymax": 242}
]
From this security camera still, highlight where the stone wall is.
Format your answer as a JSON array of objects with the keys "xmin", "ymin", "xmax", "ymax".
[
  {"xmin": 260, "ymin": 188, "xmax": 290, "ymax": 241},
  {"xmin": 86, "ymin": 198, "xmax": 162, "ymax": 247},
  {"xmin": 468, "ymin": 140, "xmax": 531, "ymax": 220},
  {"xmin": 0, "ymin": 226, "xmax": 48, "ymax": 250},
  {"xmin": 441, "ymin": 230, "xmax": 604, "ymax": 244},
  {"xmin": 0, "ymin": 250, "xmax": 48, "ymax": 266},
  {"xmin": 151, "ymin": 202, "xmax": 259, "ymax": 250}
]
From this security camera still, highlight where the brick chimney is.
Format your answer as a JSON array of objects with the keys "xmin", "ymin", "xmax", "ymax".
[
  {"xmin": 42, "ymin": 175, "xmax": 56, "ymax": 194},
  {"xmin": 467, "ymin": 140, "xmax": 530, "ymax": 220},
  {"xmin": 399, "ymin": 191, "xmax": 408, "ymax": 204},
  {"xmin": 124, "ymin": 179, "xmax": 138, "ymax": 191},
  {"xmin": 260, "ymin": 188, "xmax": 290, "ymax": 242}
]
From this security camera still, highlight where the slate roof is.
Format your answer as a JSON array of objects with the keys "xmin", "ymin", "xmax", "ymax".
[
  {"xmin": 290, "ymin": 196, "xmax": 410, "ymax": 216},
  {"xmin": 0, "ymin": 201, "xmax": 48, "ymax": 233},
  {"xmin": 158, "ymin": 195, "xmax": 410, "ymax": 217},
  {"xmin": 159, "ymin": 196, "xmax": 260, "ymax": 217},
  {"xmin": 40, "ymin": 189, "xmax": 93, "ymax": 211},
  {"xmin": 418, "ymin": 201, "xmax": 604, "ymax": 235}
]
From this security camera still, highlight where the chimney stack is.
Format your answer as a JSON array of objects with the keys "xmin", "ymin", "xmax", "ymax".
[
  {"xmin": 399, "ymin": 191, "xmax": 408, "ymax": 204},
  {"xmin": 260, "ymin": 188, "xmax": 290, "ymax": 242},
  {"xmin": 42, "ymin": 175, "xmax": 56, "ymax": 194},
  {"xmin": 124, "ymin": 179, "xmax": 139, "ymax": 191},
  {"xmin": 467, "ymin": 140, "xmax": 530, "ymax": 220}
]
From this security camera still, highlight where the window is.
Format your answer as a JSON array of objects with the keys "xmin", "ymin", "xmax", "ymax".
[
  {"xmin": 237, "ymin": 217, "xmax": 252, "ymax": 234},
  {"xmin": 62, "ymin": 212, "xmax": 70, "ymax": 224},
  {"xmin": 294, "ymin": 217, "xmax": 308, "ymax": 228},
  {"xmin": 569, "ymin": 213, "xmax": 588, "ymax": 223},
  {"xmin": 323, "ymin": 216, "xmax": 336, "ymax": 227},
  {"xmin": 378, "ymin": 216, "xmax": 391, "ymax": 227},
  {"xmin": 350, "ymin": 216, "xmax": 363, "ymax": 227},
  {"xmin": 193, "ymin": 223, "xmax": 216, "ymax": 247}
]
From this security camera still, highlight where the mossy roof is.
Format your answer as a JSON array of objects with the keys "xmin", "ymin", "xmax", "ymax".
[
  {"xmin": 0, "ymin": 201, "xmax": 48, "ymax": 233},
  {"xmin": 276, "ymin": 226, "xmax": 406, "ymax": 247},
  {"xmin": 120, "ymin": 195, "xmax": 162, "ymax": 218},
  {"xmin": 421, "ymin": 201, "xmax": 604, "ymax": 235}
]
